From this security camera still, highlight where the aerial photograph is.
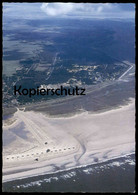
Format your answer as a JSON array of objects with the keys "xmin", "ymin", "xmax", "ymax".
[{"xmin": 2, "ymin": 2, "xmax": 135, "ymax": 192}]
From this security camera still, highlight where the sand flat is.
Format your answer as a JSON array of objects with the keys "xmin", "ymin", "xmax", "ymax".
[{"xmin": 2, "ymin": 99, "xmax": 135, "ymax": 182}]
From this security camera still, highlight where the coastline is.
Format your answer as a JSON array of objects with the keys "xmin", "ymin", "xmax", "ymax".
[{"xmin": 3, "ymin": 152, "xmax": 135, "ymax": 183}]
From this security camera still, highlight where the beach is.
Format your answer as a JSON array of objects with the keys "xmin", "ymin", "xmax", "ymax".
[{"xmin": 2, "ymin": 98, "xmax": 135, "ymax": 183}]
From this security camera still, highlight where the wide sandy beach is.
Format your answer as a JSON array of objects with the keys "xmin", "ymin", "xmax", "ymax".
[{"xmin": 2, "ymin": 98, "xmax": 135, "ymax": 183}]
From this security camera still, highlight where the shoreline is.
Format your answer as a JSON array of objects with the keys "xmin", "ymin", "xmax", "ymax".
[{"xmin": 3, "ymin": 152, "xmax": 135, "ymax": 183}]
